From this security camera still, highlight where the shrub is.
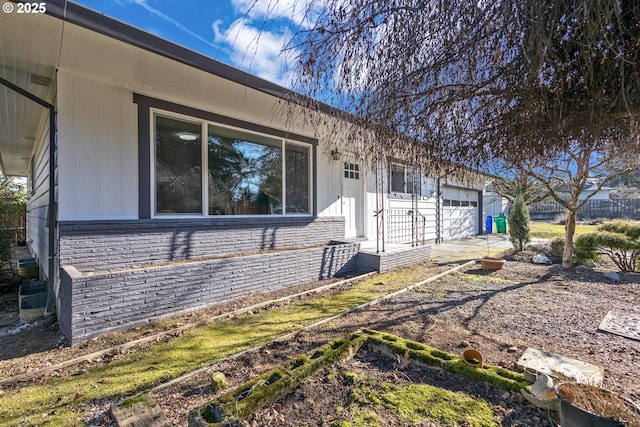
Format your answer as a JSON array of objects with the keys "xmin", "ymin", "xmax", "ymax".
[
  {"xmin": 575, "ymin": 220, "xmax": 640, "ymax": 271},
  {"xmin": 574, "ymin": 233, "xmax": 601, "ymax": 263},
  {"xmin": 508, "ymin": 193, "xmax": 530, "ymax": 252},
  {"xmin": 550, "ymin": 237, "xmax": 565, "ymax": 261}
]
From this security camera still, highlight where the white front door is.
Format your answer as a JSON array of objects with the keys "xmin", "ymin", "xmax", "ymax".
[{"xmin": 342, "ymin": 162, "xmax": 363, "ymax": 238}]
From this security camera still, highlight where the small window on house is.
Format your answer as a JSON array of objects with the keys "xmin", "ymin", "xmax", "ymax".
[
  {"xmin": 443, "ymin": 199, "xmax": 451, "ymax": 206},
  {"xmin": 389, "ymin": 163, "xmax": 421, "ymax": 194},
  {"xmin": 461, "ymin": 200, "xmax": 470, "ymax": 207},
  {"xmin": 470, "ymin": 201, "xmax": 478, "ymax": 207},
  {"xmin": 452, "ymin": 200, "xmax": 461, "ymax": 206},
  {"xmin": 344, "ymin": 162, "xmax": 360, "ymax": 180}
]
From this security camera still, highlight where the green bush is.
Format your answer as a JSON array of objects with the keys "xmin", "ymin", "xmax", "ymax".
[
  {"xmin": 550, "ymin": 237, "xmax": 565, "ymax": 261},
  {"xmin": 0, "ymin": 177, "xmax": 26, "ymax": 280},
  {"xmin": 574, "ymin": 233, "xmax": 601, "ymax": 263},
  {"xmin": 508, "ymin": 193, "xmax": 530, "ymax": 252},
  {"xmin": 575, "ymin": 220, "xmax": 640, "ymax": 271}
]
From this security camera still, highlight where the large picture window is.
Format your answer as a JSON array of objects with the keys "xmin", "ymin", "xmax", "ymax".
[{"xmin": 154, "ymin": 113, "xmax": 311, "ymax": 216}]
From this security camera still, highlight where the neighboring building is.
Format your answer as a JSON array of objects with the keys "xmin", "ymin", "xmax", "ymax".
[
  {"xmin": 0, "ymin": 0, "xmax": 485, "ymax": 343},
  {"xmin": 578, "ymin": 185, "xmax": 616, "ymax": 201},
  {"xmin": 483, "ymin": 192, "xmax": 509, "ymax": 220}
]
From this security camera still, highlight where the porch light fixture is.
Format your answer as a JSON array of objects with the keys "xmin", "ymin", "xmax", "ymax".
[
  {"xmin": 331, "ymin": 149, "xmax": 340, "ymax": 160},
  {"xmin": 179, "ymin": 133, "xmax": 197, "ymax": 141}
]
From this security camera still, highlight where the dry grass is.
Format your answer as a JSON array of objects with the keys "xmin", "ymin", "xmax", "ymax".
[{"xmin": 556, "ymin": 383, "xmax": 640, "ymax": 426}]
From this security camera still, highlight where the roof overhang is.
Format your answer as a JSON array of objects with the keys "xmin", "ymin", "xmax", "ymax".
[
  {"xmin": 0, "ymin": 4, "xmax": 62, "ymax": 176},
  {"xmin": 1, "ymin": 0, "xmax": 339, "ymax": 177}
]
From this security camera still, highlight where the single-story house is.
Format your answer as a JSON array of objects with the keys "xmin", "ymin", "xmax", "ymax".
[{"xmin": 0, "ymin": 0, "xmax": 485, "ymax": 343}]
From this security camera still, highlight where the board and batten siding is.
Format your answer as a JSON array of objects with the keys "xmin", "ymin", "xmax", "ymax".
[
  {"xmin": 315, "ymin": 150, "xmax": 343, "ymax": 218},
  {"xmin": 26, "ymin": 125, "xmax": 52, "ymax": 279},
  {"xmin": 57, "ymin": 71, "xmax": 138, "ymax": 220}
]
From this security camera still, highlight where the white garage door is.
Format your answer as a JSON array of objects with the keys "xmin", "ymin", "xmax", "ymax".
[{"xmin": 442, "ymin": 189, "xmax": 479, "ymax": 239}]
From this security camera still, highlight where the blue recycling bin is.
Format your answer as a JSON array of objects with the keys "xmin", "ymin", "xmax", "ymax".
[{"xmin": 485, "ymin": 215, "xmax": 493, "ymax": 233}]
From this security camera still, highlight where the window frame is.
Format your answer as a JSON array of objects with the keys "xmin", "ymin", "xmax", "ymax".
[
  {"xmin": 150, "ymin": 108, "xmax": 313, "ymax": 218},
  {"xmin": 388, "ymin": 162, "xmax": 421, "ymax": 195}
]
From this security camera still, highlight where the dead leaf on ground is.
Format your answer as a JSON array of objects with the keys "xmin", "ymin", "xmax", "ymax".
[{"xmin": 396, "ymin": 349, "xmax": 412, "ymax": 370}]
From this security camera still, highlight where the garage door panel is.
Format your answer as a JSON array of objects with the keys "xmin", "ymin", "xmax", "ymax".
[{"xmin": 442, "ymin": 190, "xmax": 479, "ymax": 239}]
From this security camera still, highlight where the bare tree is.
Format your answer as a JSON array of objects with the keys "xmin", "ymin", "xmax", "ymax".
[
  {"xmin": 286, "ymin": 1, "xmax": 638, "ymax": 162},
  {"xmin": 520, "ymin": 140, "xmax": 638, "ymax": 267},
  {"xmin": 248, "ymin": 0, "xmax": 640, "ymax": 266},
  {"xmin": 490, "ymin": 174, "xmax": 548, "ymax": 205}
]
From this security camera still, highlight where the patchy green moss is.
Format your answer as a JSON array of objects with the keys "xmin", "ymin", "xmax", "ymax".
[
  {"xmin": 382, "ymin": 384, "xmax": 499, "ymax": 426},
  {"xmin": 0, "ymin": 268, "xmax": 438, "ymax": 427},
  {"xmin": 340, "ymin": 370, "xmax": 497, "ymax": 427},
  {"xmin": 210, "ymin": 372, "xmax": 228, "ymax": 393},
  {"xmin": 330, "ymin": 409, "xmax": 381, "ymax": 427},
  {"xmin": 362, "ymin": 330, "xmax": 529, "ymax": 393},
  {"xmin": 197, "ymin": 333, "xmax": 369, "ymax": 426},
  {"xmin": 120, "ymin": 392, "xmax": 153, "ymax": 409}
]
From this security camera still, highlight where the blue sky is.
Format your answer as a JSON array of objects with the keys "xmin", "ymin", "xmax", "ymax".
[{"xmin": 73, "ymin": 0, "xmax": 315, "ymax": 85}]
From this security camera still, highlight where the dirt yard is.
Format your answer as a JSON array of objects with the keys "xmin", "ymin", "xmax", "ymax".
[
  {"xmin": 150, "ymin": 262, "xmax": 640, "ymax": 426},
  {"xmin": 1, "ymin": 258, "xmax": 639, "ymax": 426}
]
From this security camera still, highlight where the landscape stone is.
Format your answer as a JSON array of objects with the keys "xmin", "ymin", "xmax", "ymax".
[
  {"xmin": 532, "ymin": 254, "xmax": 552, "ymax": 264},
  {"xmin": 110, "ymin": 395, "xmax": 172, "ymax": 427},
  {"xmin": 516, "ymin": 347, "xmax": 604, "ymax": 386},
  {"xmin": 603, "ymin": 272, "xmax": 621, "ymax": 283}
]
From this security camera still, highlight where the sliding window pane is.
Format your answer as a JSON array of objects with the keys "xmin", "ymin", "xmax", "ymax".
[
  {"xmin": 208, "ymin": 125, "xmax": 282, "ymax": 215},
  {"xmin": 390, "ymin": 164, "xmax": 405, "ymax": 193},
  {"xmin": 406, "ymin": 168, "xmax": 420, "ymax": 194},
  {"xmin": 155, "ymin": 116, "xmax": 202, "ymax": 214},
  {"xmin": 285, "ymin": 143, "xmax": 310, "ymax": 214}
]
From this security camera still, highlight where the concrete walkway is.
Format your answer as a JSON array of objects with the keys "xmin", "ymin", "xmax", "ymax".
[
  {"xmin": 429, "ymin": 234, "xmax": 513, "ymax": 263},
  {"xmin": 357, "ymin": 234, "xmax": 516, "ymax": 264}
]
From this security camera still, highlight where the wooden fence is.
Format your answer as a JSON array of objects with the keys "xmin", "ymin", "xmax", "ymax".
[{"xmin": 528, "ymin": 198, "xmax": 640, "ymax": 220}]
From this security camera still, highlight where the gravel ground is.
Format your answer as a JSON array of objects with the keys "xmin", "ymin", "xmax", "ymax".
[
  {"xmin": 150, "ymin": 261, "xmax": 640, "ymax": 426},
  {"xmin": 1, "ymin": 253, "xmax": 638, "ymax": 426}
]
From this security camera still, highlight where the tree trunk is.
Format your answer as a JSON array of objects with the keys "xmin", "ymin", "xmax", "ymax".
[{"xmin": 563, "ymin": 210, "xmax": 577, "ymax": 268}]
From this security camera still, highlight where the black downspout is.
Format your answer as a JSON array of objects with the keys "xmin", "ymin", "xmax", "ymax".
[
  {"xmin": 46, "ymin": 109, "xmax": 56, "ymax": 315},
  {"xmin": 436, "ymin": 175, "xmax": 446, "ymax": 244},
  {"xmin": 0, "ymin": 77, "xmax": 57, "ymax": 315}
]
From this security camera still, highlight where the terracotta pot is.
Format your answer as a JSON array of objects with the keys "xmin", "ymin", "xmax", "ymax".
[
  {"xmin": 480, "ymin": 257, "xmax": 506, "ymax": 271},
  {"xmin": 462, "ymin": 349, "xmax": 483, "ymax": 368}
]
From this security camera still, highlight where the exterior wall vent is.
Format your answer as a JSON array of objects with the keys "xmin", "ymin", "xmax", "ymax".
[{"xmin": 29, "ymin": 73, "xmax": 52, "ymax": 87}]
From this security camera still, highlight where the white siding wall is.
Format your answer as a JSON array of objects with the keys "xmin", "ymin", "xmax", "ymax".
[
  {"xmin": 57, "ymin": 71, "xmax": 138, "ymax": 220},
  {"xmin": 26, "ymin": 125, "xmax": 51, "ymax": 277},
  {"xmin": 483, "ymin": 192, "xmax": 508, "ymax": 218},
  {"xmin": 316, "ymin": 150, "xmax": 342, "ymax": 217},
  {"xmin": 362, "ymin": 164, "xmax": 439, "ymax": 242}
]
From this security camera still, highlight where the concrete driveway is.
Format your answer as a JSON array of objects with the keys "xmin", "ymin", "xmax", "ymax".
[{"xmin": 429, "ymin": 234, "xmax": 513, "ymax": 263}]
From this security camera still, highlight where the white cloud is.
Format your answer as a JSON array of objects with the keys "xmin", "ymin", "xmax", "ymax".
[
  {"xmin": 213, "ymin": 17, "xmax": 296, "ymax": 85},
  {"xmin": 215, "ymin": 0, "xmax": 328, "ymax": 85},
  {"xmin": 229, "ymin": 0, "xmax": 321, "ymax": 28}
]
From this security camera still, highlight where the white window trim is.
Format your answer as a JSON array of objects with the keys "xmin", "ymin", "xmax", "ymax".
[{"xmin": 150, "ymin": 108, "xmax": 313, "ymax": 218}]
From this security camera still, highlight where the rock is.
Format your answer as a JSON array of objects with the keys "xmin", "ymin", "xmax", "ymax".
[
  {"xmin": 210, "ymin": 371, "xmax": 228, "ymax": 393},
  {"xmin": 603, "ymin": 272, "xmax": 621, "ymax": 283},
  {"xmin": 460, "ymin": 340, "xmax": 470, "ymax": 348},
  {"xmin": 532, "ymin": 254, "xmax": 552, "ymax": 264},
  {"xmin": 507, "ymin": 346, "xmax": 519, "ymax": 353}
]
